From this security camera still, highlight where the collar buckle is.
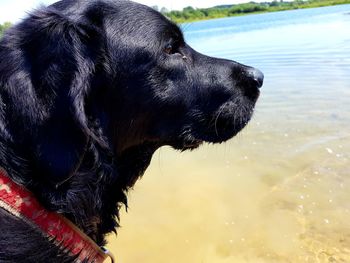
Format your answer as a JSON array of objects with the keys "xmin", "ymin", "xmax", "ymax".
[{"xmin": 102, "ymin": 247, "xmax": 115, "ymax": 263}]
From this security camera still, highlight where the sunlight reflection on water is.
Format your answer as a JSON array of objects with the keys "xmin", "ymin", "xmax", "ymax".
[{"xmin": 108, "ymin": 5, "xmax": 350, "ymax": 263}]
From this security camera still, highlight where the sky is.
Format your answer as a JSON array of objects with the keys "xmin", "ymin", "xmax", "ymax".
[{"xmin": 0, "ymin": 0, "xmax": 260, "ymax": 24}]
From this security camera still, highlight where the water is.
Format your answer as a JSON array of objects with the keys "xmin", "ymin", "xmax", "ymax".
[{"xmin": 108, "ymin": 5, "xmax": 350, "ymax": 262}]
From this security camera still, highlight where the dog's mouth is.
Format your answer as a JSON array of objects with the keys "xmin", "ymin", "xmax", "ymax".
[
  {"xmin": 197, "ymin": 99, "xmax": 255, "ymax": 141},
  {"xmin": 169, "ymin": 137, "xmax": 203, "ymax": 151},
  {"xmin": 168, "ymin": 100, "xmax": 256, "ymax": 151}
]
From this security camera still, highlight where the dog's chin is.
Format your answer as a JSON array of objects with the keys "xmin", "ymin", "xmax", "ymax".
[
  {"xmin": 170, "ymin": 113, "xmax": 253, "ymax": 151},
  {"xmin": 166, "ymin": 99, "xmax": 257, "ymax": 151},
  {"xmin": 196, "ymin": 120, "xmax": 249, "ymax": 144},
  {"xmin": 169, "ymin": 138, "xmax": 203, "ymax": 151}
]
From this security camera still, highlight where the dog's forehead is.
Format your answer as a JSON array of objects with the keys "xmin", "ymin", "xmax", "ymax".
[
  {"xmin": 108, "ymin": 0, "xmax": 182, "ymax": 39},
  {"xmin": 52, "ymin": 0, "xmax": 183, "ymax": 43}
]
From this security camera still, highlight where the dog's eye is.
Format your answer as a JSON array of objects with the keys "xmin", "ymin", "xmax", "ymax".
[
  {"xmin": 164, "ymin": 44, "xmax": 175, "ymax": 54},
  {"xmin": 164, "ymin": 42, "xmax": 187, "ymax": 60}
]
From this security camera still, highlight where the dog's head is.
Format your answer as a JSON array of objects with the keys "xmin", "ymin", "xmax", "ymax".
[{"xmin": 75, "ymin": 0, "xmax": 263, "ymax": 154}]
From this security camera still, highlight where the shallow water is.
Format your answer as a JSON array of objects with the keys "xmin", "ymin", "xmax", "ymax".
[{"xmin": 108, "ymin": 5, "xmax": 350, "ymax": 262}]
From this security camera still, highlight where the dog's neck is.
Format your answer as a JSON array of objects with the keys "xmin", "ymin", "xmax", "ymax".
[
  {"xmin": 45, "ymin": 142, "xmax": 158, "ymax": 245},
  {"xmin": 0, "ymin": 131, "xmax": 158, "ymax": 245}
]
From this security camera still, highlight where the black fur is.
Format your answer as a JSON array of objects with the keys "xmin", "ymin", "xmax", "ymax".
[{"xmin": 0, "ymin": 0, "xmax": 263, "ymax": 262}]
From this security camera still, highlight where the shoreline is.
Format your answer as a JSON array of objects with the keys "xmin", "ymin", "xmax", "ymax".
[{"xmin": 167, "ymin": 2, "xmax": 350, "ymax": 24}]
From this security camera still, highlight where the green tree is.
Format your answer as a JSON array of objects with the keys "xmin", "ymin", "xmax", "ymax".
[{"xmin": 183, "ymin": 6, "xmax": 195, "ymax": 12}]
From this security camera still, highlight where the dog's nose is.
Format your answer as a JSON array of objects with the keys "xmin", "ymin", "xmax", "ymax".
[{"xmin": 247, "ymin": 68, "xmax": 264, "ymax": 89}]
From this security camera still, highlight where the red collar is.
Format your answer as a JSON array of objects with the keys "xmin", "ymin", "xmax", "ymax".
[{"xmin": 0, "ymin": 168, "xmax": 112, "ymax": 263}]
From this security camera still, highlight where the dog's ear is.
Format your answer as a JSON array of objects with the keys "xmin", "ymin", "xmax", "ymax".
[{"xmin": 16, "ymin": 7, "xmax": 109, "ymax": 187}]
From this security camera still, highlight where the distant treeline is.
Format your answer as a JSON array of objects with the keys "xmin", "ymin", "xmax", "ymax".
[
  {"xmin": 1, "ymin": 0, "xmax": 349, "ymax": 32},
  {"xmin": 165, "ymin": 0, "xmax": 350, "ymax": 23},
  {"xmin": 0, "ymin": 22, "xmax": 11, "ymax": 37}
]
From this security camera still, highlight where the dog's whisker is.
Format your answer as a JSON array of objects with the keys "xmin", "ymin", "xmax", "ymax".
[{"xmin": 214, "ymin": 107, "xmax": 225, "ymax": 137}]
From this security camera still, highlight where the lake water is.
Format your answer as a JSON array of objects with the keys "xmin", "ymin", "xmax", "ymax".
[{"xmin": 108, "ymin": 5, "xmax": 350, "ymax": 263}]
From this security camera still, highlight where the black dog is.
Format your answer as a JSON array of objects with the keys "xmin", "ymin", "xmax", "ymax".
[{"xmin": 0, "ymin": 0, "xmax": 263, "ymax": 262}]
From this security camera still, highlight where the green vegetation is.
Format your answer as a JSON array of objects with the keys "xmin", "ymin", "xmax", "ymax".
[
  {"xmin": 1, "ymin": 0, "xmax": 349, "ymax": 32},
  {"xmin": 166, "ymin": 0, "xmax": 350, "ymax": 23},
  {"xmin": 0, "ymin": 22, "xmax": 11, "ymax": 37}
]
